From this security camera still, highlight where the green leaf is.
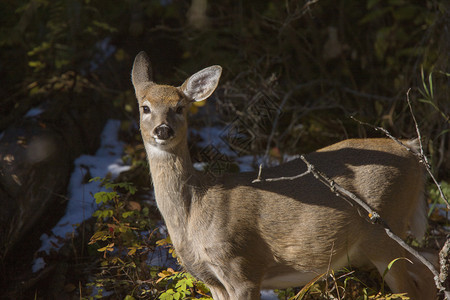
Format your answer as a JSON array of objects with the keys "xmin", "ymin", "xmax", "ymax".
[
  {"xmin": 159, "ymin": 289, "xmax": 175, "ymax": 300},
  {"xmin": 421, "ymin": 67, "xmax": 430, "ymax": 98},
  {"xmin": 128, "ymin": 185, "xmax": 137, "ymax": 195},
  {"xmin": 27, "ymin": 42, "xmax": 51, "ymax": 56},
  {"xmin": 28, "ymin": 61, "xmax": 46, "ymax": 71},
  {"xmin": 101, "ymin": 209, "xmax": 114, "ymax": 218},
  {"xmin": 122, "ymin": 211, "xmax": 135, "ymax": 218},
  {"xmin": 142, "ymin": 207, "xmax": 149, "ymax": 216},
  {"xmin": 383, "ymin": 257, "xmax": 412, "ymax": 278},
  {"xmin": 381, "ymin": 257, "xmax": 412, "ymax": 293},
  {"xmin": 92, "ymin": 20, "xmax": 117, "ymax": 32},
  {"xmin": 89, "ymin": 177, "xmax": 102, "ymax": 183},
  {"xmin": 94, "ymin": 191, "xmax": 117, "ymax": 204},
  {"xmin": 428, "ymin": 72, "xmax": 434, "ymax": 99},
  {"xmin": 97, "ymin": 243, "xmax": 114, "ymax": 253},
  {"xmin": 176, "ymin": 277, "xmax": 194, "ymax": 291},
  {"xmin": 89, "ymin": 230, "xmax": 111, "ymax": 243}
]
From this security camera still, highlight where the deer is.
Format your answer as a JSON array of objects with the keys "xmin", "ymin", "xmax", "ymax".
[{"xmin": 131, "ymin": 51, "xmax": 436, "ymax": 299}]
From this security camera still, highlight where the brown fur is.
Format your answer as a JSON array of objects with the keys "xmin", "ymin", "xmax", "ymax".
[{"xmin": 131, "ymin": 51, "xmax": 436, "ymax": 299}]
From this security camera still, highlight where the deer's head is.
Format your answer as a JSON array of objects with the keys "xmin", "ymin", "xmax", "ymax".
[{"xmin": 131, "ymin": 51, "xmax": 222, "ymax": 153}]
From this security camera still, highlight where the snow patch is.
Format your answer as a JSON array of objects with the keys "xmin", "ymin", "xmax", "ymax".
[
  {"xmin": 25, "ymin": 107, "xmax": 45, "ymax": 118},
  {"xmin": 191, "ymin": 126, "xmax": 259, "ymax": 172},
  {"xmin": 33, "ymin": 119, "xmax": 130, "ymax": 272},
  {"xmin": 261, "ymin": 290, "xmax": 279, "ymax": 300},
  {"xmin": 89, "ymin": 37, "xmax": 116, "ymax": 72},
  {"xmin": 435, "ymin": 203, "xmax": 450, "ymax": 220},
  {"xmin": 31, "ymin": 121, "xmax": 284, "ymax": 299}
]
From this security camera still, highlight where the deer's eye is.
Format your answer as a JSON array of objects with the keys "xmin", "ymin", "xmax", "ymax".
[
  {"xmin": 142, "ymin": 105, "xmax": 151, "ymax": 114},
  {"xmin": 175, "ymin": 106, "xmax": 184, "ymax": 114}
]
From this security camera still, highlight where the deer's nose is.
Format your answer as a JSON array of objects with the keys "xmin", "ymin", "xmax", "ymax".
[{"xmin": 154, "ymin": 124, "xmax": 174, "ymax": 140}]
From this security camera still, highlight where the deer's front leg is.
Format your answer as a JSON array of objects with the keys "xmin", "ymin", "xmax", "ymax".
[
  {"xmin": 208, "ymin": 279, "xmax": 261, "ymax": 300},
  {"xmin": 206, "ymin": 259, "xmax": 263, "ymax": 300}
]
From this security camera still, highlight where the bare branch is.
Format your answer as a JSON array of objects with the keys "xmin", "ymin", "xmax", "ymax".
[
  {"xmin": 253, "ymin": 155, "xmax": 447, "ymax": 294},
  {"xmin": 439, "ymin": 239, "xmax": 450, "ymax": 300},
  {"xmin": 351, "ymin": 114, "xmax": 450, "ymax": 210},
  {"xmin": 350, "ymin": 116, "xmax": 417, "ymax": 155},
  {"xmin": 252, "ymin": 162, "xmax": 311, "ymax": 184},
  {"xmin": 254, "ymin": 89, "xmax": 449, "ymax": 296},
  {"xmin": 299, "ymin": 155, "xmax": 381, "ymax": 223},
  {"xmin": 405, "ymin": 90, "xmax": 450, "ymax": 210},
  {"xmin": 406, "ymin": 89, "xmax": 426, "ymax": 157}
]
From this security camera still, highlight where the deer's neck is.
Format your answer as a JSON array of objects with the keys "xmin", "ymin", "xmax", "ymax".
[{"xmin": 146, "ymin": 141, "xmax": 197, "ymax": 239}]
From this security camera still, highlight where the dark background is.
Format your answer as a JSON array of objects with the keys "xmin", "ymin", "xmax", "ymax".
[{"xmin": 0, "ymin": 0, "xmax": 448, "ymax": 299}]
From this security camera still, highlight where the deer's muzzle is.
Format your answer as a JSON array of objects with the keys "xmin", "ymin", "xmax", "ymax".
[{"xmin": 154, "ymin": 124, "xmax": 174, "ymax": 141}]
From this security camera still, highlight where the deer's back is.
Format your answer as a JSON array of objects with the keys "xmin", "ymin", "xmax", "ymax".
[
  {"xmin": 207, "ymin": 138, "xmax": 423, "ymax": 228},
  {"xmin": 187, "ymin": 139, "xmax": 424, "ymax": 278}
]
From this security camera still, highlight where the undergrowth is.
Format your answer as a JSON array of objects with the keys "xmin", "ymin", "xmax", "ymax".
[
  {"xmin": 82, "ymin": 173, "xmax": 448, "ymax": 299},
  {"xmin": 1, "ymin": 0, "xmax": 448, "ymax": 298},
  {"xmin": 83, "ymin": 177, "xmax": 212, "ymax": 299}
]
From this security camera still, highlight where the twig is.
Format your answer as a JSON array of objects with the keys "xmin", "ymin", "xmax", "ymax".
[
  {"xmin": 300, "ymin": 155, "xmax": 381, "ymax": 223},
  {"xmin": 439, "ymin": 239, "xmax": 450, "ymax": 299},
  {"xmin": 350, "ymin": 90, "xmax": 450, "ymax": 297},
  {"xmin": 255, "ymin": 164, "xmax": 263, "ymax": 182},
  {"xmin": 325, "ymin": 242, "xmax": 342, "ymax": 299},
  {"xmin": 405, "ymin": 90, "xmax": 450, "ymax": 210},
  {"xmin": 254, "ymin": 89, "xmax": 449, "ymax": 296},
  {"xmin": 406, "ymin": 89, "xmax": 425, "ymax": 157},
  {"xmin": 251, "ymin": 162, "xmax": 312, "ymax": 183},
  {"xmin": 263, "ymin": 81, "xmax": 323, "ymax": 162},
  {"xmin": 350, "ymin": 114, "xmax": 450, "ymax": 210},
  {"xmin": 350, "ymin": 116, "xmax": 416, "ymax": 154},
  {"xmin": 254, "ymin": 155, "xmax": 445, "ymax": 293}
]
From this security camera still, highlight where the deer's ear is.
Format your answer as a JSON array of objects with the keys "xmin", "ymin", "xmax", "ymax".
[
  {"xmin": 180, "ymin": 65, "xmax": 222, "ymax": 102},
  {"xmin": 131, "ymin": 51, "xmax": 153, "ymax": 90}
]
